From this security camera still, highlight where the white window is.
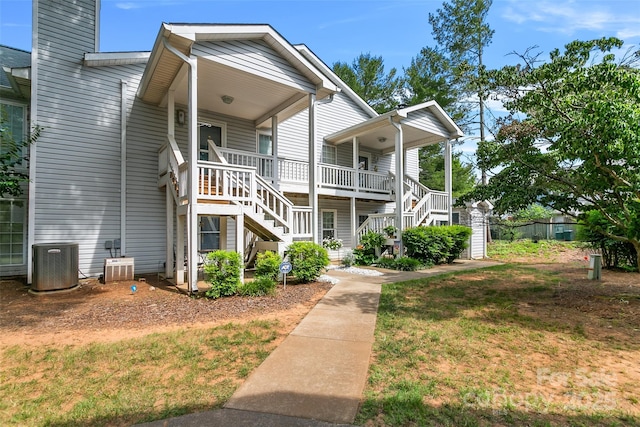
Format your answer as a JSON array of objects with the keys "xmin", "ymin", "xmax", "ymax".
[
  {"xmin": 322, "ymin": 144, "xmax": 337, "ymax": 164},
  {"xmin": 257, "ymin": 131, "xmax": 272, "ymax": 155},
  {"xmin": 321, "ymin": 210, "xmax": 337, "ymax": 240},
  {"xmin": 0, "ymin": 103, "xmax": 26, "ymax": 167},
  {"xmin": 199, "ymin": 216, "xmax": 220, "ymax": 251},
  {"xmin": 198, "ymin": 121, "xmax": 226, "ymax": 161},
  {"xmin": 0, "ymin": 200, "xmax": 26, "ymax": 266}
]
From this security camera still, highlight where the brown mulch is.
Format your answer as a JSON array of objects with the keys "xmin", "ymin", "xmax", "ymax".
[{"xmin": 0, "ymin": 274, "xmax": 333, "ymax": 346}]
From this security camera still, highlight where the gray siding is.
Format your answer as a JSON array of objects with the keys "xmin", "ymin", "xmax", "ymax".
[
  {"xmin": 193, "ymin": 40, "xmax": 316, "ymax": 93},
  {"xmin": 33, "ymin": 0, "xmax": 167, "ymax": 277},
  {"xmin": 404, "ymin": 110, "xmax": 450, "ymax": 137}
]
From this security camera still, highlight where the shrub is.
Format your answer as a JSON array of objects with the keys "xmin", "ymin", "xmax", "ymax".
[
  {"xmin": 204, "ymin": 250, "xmax": 242, "ymax": 298},
  {"xmin": 578, "ymin": 210, "xmax": 637, "ymax": 271},
  {"xmin": 238, "ymin": 275, "xmax": 277, "ymax": 297},
  {"xmin": 341, "ymin": 251, "xmax": 355, "ymax": 267},
  {"xmin": 286, "ymin": 241, "xmax": 329, "ymax": 283},
  {"xmin": 354, "ymin": 231, "xmax": 385, "ymax": 266},
  {"xmin": 403, "ymin": 225, "xmax": 472, "ymax": 265},
  {"xmin": 394, "ymin": 256, "xmax": 423, "ymax": 271},
  {"xmin": 360, "ymin": 231, "xmax": 385, "ymax": 250},
  {"xmin": 254, "ymin": 250, "xmax": 282, "ymax": 281},
  {"xmin": 375, "ymin": 256, "xmax": 423, "ymax": 271},
  {"xmin": 322, "ymin": 236, "xmax": 343, "ymax": 250},
  {"xmin": 445, "ymin": 225, "xmax": 473, "ymax": 263}
]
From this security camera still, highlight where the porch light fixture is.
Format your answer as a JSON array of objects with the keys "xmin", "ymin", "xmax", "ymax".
[
  {"xmin": 378, "ymin": 137, "xmax": 387, "ymax": 143},
  {"xmin": 221, "ymin": 95, "xmax": 234, "ymax": 104},
  {"xmin": 176, "ymin": 109, "xmax": 185, "ymax": 125}
]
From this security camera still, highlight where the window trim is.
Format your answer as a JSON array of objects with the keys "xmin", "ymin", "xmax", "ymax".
[
  {"xmin": 0, "ymin": 101, "xmax": 28, "ymax": 171},
  {"xmin": 0, "ymin": 198, "xmax": 27, "ymax": 266},
  {"xmin": 321, "ymin": 144, "xmax": 337, "ymax": 165},
  {"xmin": 256, "ymin": 130, "xmax": 272, "ymax": 155},
  {"xmin": 321, "ymin": 209, "xmax": 338, "ymax": 240}
]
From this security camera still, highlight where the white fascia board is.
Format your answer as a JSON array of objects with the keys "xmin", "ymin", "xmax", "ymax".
[
  {"xmin": 169, "ymin": 24, "xmax": 338, "ymax": 94},
  {"xmin": 295, "ymin": 44, "xmax": 377, "ymax": 118},
  {"xmin": 84, "ymin": 51, "xmax": 151, "ymax": 66},
  {"xmin": 325, "ymin": 110, "xmax": 404, "ymax": 144}
]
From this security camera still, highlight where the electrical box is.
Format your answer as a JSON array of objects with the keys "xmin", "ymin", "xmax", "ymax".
[{"xmin": 104, "ymin": 257, "xmax": 135, "ymax": 283}]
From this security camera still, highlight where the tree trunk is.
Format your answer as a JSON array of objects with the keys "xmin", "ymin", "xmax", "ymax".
[{"xmin": 633, "ymin": 240, "xmax": 640, "ymax": 273}]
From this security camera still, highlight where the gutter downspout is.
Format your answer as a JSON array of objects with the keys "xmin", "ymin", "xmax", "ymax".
[
  {"xmin": 120, "ymin": 80, "xmax": 127, "ymax": 256},
  {"xmin": 162, "ymin": 37, "xmax": 199, "ymax": 295},
  {"xmin": 27, "ymin": 0, "xmax": 40, "ymax": 284},
  {"xmin": 309, "ymin": 93, "xmax": 334, "ymax": 244},
  {"xmin": 390, "ymin": 116, "xmax": 404, "ymax": 258}
]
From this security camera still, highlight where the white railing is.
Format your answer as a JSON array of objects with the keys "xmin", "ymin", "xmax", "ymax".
[
  {"xmin": 355, "ymin": 213, "xmax": 396, "ymax": 242},
  {"xmin": 279, "ymin": 158, "xmax": 308, "ymax": 183},
  {"xmin": 254, "ymin": 174, "xmax": 293, "ymax": 234},
  {"xmin": 358, "ymin": 170, "xmax": 392, "ymax": 193},
  {"xmin": 197, "ymin": 161, "xmax": 255, "ymax": 203},
  {"xmin": 219, "ymin": 147, "xmax": 274, "ymax": 179},
  {"xmin": 319, "ymin": 164, "xmax": 355, "ymax": 190},
  {"xmin": 292, "ymin": 206, "xmax": 313, "ymax": 238}
]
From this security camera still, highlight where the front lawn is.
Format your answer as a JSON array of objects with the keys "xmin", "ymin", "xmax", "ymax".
[{"xmin": 356, "ymin": 246, "xmax": 640, "ymax": 426}]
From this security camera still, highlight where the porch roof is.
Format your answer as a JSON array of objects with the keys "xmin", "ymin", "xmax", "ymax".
[
  {"xmin": 138, "ymin": 23, "xmax": 339, "ymax": 127},
  {"xmin": 324, "ymin": 101, "xmax": 464, "ymax": 154}
]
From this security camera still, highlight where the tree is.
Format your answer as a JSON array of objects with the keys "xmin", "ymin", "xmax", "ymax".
[
  {"xmin": 0, "ymin": 108, "xmax": 39, "ymax": 198},
  {"xmin": 459, "ymin": 38, "xmax": 640, "ymax": 270},
  {"xmin": 428, "ymin": 0, "xmax": 494, "ymax": 183},
  {"xmin": 419, "ymin": 143, "xmax": 476, "ymax": 197},
  {"xmin": 332, "ymin": 53, "xmax": 402, "ymax": 114}
]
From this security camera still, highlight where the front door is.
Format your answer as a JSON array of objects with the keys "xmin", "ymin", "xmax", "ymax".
[{"xmin": 199, "ymin": 123, "xmax": 224, "ymax": 161}]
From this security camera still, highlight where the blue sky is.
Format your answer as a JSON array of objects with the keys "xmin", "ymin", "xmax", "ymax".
[{"xmin": 1, "ymin": 0, "xmax": 639, "ymax": 159}]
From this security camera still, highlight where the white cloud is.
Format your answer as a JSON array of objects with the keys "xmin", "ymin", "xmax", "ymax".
[
  {"xmin": 115, "ymin": 2, "xmax": 142, "ymax": 10},
  {"xmin": 500, "ymin": 0, "xmax": 640, "ymax": 39}
]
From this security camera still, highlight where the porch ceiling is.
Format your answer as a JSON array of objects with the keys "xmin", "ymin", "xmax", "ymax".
[
  {"xmin": 171, "ymin": 58, "xmax": 311, "ymax": 125},
  {"xmin": 325, "ymin": 101, "xmax": 464, "ymax": 154},
  {"xmin": 138, "ymin": 23, "xmax": 338, "ymax": 128}
]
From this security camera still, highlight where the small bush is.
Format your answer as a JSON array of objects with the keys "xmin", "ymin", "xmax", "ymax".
[
  {"xmin": 394, "ymin": 256, "xmax": 423, "ymax": 271},
  {"xmin": 239, "ymin": 275, "xmax": 277, "ymax": 297},
  {"xmin": 286, "ymin": 241, "xmax": 329, "ymax": 283},
  {"xmin": 354, "ymin": 231, "xmax": 385, "ymax": 266},
  {"xmin": 341, "ymin": 251, "xmax": 355, "ymax": 267},
  {"xmin": 403, "ymin": 225, "xmax": 471, "ymax": 265},
  {"xmin": 375, "ymin": 256, "xmax": 423, "ymax": 271},
  {"xmin": 204, "ymin": 250, "xmax": 242, "ymax": 298},
  {"xmin": 254, "ymin": 251, "xmax": 282, "ymax": 281}
]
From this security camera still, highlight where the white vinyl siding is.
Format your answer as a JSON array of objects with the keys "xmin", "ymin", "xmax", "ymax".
[{"xmin": 403, "ymin": 109, "xmax": 451, "ymax": 138}]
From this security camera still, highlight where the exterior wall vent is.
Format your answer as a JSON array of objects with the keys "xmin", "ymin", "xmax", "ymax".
[
  {"xmin": 32, "ymin": 243, "xmax": 79, "ymax": 291},
  {"xmin": 104, "ymin": 258, "xmax": 135, "ymax": 283}
]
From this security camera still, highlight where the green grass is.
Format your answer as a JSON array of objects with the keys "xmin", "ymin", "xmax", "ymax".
[
  {"xmin": 356, "ymin": 264, "xmax": 640, "ymax": 426},
  {"xmin": 488, "ymin": 239, "xmax": 583, "ymax": 262},
  {"xmin": 0, "ymin": 320, "xmax": 279, "ymax": 426}
]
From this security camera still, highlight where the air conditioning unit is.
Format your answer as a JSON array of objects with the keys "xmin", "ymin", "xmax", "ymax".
[
  {"xmin": 32, "ymin": 243, "xmax": 79, "ymax": 292},
  {"xmin": 104, "ymin": 257, "xmax": 135, "ymax": 283}
]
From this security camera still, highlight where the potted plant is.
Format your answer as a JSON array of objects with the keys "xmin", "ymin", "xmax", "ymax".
[{"xmin": 383, "ymin": 225, "xmax": 397, "ymax": 246}]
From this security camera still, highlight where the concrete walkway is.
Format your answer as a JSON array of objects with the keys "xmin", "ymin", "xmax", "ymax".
[{"xmin": 137, "ymin": 259, "xmax": 500, "ymax": 426}]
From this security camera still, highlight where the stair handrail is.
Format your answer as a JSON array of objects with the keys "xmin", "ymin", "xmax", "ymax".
[
  {"xmin": 254, "ymin": 173, "xmax": 294, "ymax": 234},
  {"xmin": 355, "ymin": 213, "xmax": 396, "ymax": 243},
  {"xmin": 166, "ymin": 134, "xmax": 188, "ymax": 203}
]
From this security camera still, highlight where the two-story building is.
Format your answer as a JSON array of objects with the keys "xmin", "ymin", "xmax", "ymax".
[{"xmin": 0, "ymin": 0, "xmax": 463, "ymax": 293}]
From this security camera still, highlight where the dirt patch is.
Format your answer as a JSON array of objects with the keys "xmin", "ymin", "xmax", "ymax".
[{"xmin": 0, "ymin": 274, "xmax": 333, "ymax": 347}]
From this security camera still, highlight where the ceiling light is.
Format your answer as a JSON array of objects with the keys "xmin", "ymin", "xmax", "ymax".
[
  {"xmin": 378, "ymin": 137, "xmax": 387, "ymax": 143},
  {"xmin": 221, "ymin": 95, "xmax": 234, "ymax": 104}
]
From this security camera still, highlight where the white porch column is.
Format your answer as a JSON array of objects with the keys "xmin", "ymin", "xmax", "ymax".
[
  {"xmin": 352, "ymin": 136, "xmax": 359, "ymax": 193},
  {"xmin": 187, "ymin": 55, "xmax": 199, "ymax": 293},
  {"xmin": 236, "ymin": 214, "xmax": 245, "ymax": 283},
  {"xmin": 165, "ymin": 186, "xmax": 174, "ymax": 279},
  {"xmin": 444, "ymin": 139, "xmax": 453, "ymax": 224},
  {"xmin": 272, "ymin": 115, "xmax": 279, "ymax": 188},
  {"xmin": 165, "ymin": 90, "xmax": 175, "ymax": 279},
  {"xmin": 308, "ymin": 93, "xmax": 318, "ymax": 244},
  {"xmin": 390, "ymin": 118, "xmax": 404, "ymax": 257},
  {"xmin": 350, "ymin": 197, "xmax": 357, "ymax": 248},
  {"xmin": 176, "ymin": 215, "xmax": 185, "ymax": 285}
]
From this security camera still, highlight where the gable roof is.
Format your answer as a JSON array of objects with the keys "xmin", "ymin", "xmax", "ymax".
[
  {"xmin": 137, "ymin": 24, "xmax": 339, "ymax": 125},
  {"xmin": 0, "ymin": 45, "xmax": 31, "ymax": 100}
]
